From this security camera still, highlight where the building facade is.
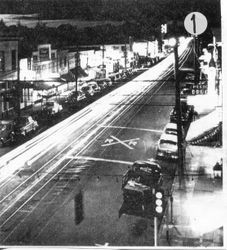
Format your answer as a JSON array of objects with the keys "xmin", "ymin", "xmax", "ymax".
[{"xmin": 0, "ymin": 37, "xmax": 19, "ymax": 118}]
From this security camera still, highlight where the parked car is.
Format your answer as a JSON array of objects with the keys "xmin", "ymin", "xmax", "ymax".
[
  {"xmin": 163, "ymin": 122, "xmax": 185, "ymax": 138},
  {"xmin": 170, "ymin": 100, "xmax": 194, "ymax": 126},
  {"xmin": 45, "ymin": 101, "xmax": 63, "ymax": 115},
  {"xmin": 0, "ymin": 120, "xmax": 15, "ymax": 146},
  {"xmin": 64, "ymin": 90, "xmax": 86, "ymax": 110},
  {"xmin": 88, "ymin": 81, "xmax": 101, "ymax": 94},
  {"xmin": 156, "ymin": 133, "xmax": 178, "ymax": 160},
  {"xmin": 122, "ymin": 159, "xmax": 163, "ymax": 204},
  {"xmin": 14, "ymin": 115, "xmax": 38, "ymax": 136},
  {"xmin": 81, "ymin": 85, "xmax": 95, "ymax": 97},
  {"xmin": 96, "ymin": 79, "xmax": 108, "ymax": 90}
]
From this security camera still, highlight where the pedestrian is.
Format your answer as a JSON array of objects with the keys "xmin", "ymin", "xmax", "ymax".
[{"xmin": 166, "ymin": 229, "xmax": 171, "ymax": 246}]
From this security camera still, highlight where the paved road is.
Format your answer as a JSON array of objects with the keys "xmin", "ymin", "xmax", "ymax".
[{"xmin": 0, "ymin": 39, "xmax": 192, "ymax": 246}]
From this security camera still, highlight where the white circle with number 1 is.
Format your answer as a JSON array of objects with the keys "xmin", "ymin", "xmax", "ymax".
[{"xmin": 184, "ymin": 12, "xmax": 208, "ymax": 36}]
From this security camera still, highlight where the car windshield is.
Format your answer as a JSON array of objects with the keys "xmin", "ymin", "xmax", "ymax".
[
  {"xmin": 161, "ymin": 139, "xmax": 177, "ymax": 145},
  {"xmin": 160, "ymin": 139, "xmax": 177, "ymax": 151},
  {"xmin": 46, "ymin": 102, "xmax": 54, "ymax": 106}
]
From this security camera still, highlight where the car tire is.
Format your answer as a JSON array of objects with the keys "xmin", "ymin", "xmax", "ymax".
[
  {"xmin": 0, "ymin": 140, "xmax": 4, "ymax": 147},
  {"xmin": 10, "ymin": 133, "xmax": 15, "ymax": 143}
]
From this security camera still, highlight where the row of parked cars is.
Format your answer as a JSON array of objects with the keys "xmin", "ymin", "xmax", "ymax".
[
  {"xmin": 0, "ymin": 71, "xmax": 139, "ymax": 147},
  {"xmin": 0, "ymin": 100, "xmax": 65, "ymax": 147},
  {"xmin": 61, "ymin": 78, "xmax": 117, "ymax": 108},
  {"xmin": 0, "ymin": 115, "xmax": 39, "ymax": 146},
  {"xmin": 61, "ymin": 70, "xmax": 141, "ymax": 108},
  {"xmin": 156, "ymin": 99, "xmax": 195, "ymax": 161}
]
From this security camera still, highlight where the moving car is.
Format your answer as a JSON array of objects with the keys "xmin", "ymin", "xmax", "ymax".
[{"xmin": 156, "ymin": 133, "xmax": 178, "ymax": 160}]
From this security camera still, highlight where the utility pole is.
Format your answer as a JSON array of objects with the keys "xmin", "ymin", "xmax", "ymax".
[
  {"xmin": 153, "ymin": 187, "xmax": 158, "ymax": 247},
  {"xmin": 194, "ymin": 36, "xmax": 200, "ymax": 85},
  {"xmin": 102, "ymin": 44, "xmax": 105, "ymax": 69},
  {"xmin": 124, "ymin": 43, "xmax": 127, "ymax": 72},
  {"xmin": 75, "ymin": 46, "xmax": 79, "ymax": 100},
  {"xmin": 173, "ymin": 39, "xmax": 184, "ymax": 188},
  {"xmin": 17, "ymin": 40, "xmax": 21, "ymax": 118}
]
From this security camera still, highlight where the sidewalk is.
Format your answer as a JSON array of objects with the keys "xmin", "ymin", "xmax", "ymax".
[{"xmin": 159, "ymin": 145, "xmax": 223, "ymax": 247}]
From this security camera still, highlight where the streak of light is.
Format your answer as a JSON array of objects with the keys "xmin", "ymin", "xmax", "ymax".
[
  {"xmin": 66, "ymin": 155, "xmax": 133, "ymax": 165},
  {"xmin": 99, "ymin": 125, "xmax": 163, "ymax": 133}
]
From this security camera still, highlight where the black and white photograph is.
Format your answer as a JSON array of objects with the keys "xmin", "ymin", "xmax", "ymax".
[{"xmin": 0, "ymin": 0, "xmax": 225, "ymax": 248}]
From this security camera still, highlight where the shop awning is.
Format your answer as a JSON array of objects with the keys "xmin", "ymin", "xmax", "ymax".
[
  {"xmin": 69, "ymin": 67, "xmax": 88, "ymax": 78},
  {"xmin": 60, "ymin": 71, "xmax": 76, "ymax": 82},
  {"xmin": 186, "ymin": 109, "xmax": 222, "ymax": 144}
]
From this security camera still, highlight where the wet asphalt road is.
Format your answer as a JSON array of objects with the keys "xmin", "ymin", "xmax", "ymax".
[{"xmin": 0, "ymin": 45, "xmax": 192, "ymax": 246}]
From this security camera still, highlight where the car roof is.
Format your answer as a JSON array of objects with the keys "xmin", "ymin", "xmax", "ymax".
[
  {"xmin": 133, "ymin": 159, "xmax": 161, "ymax": 169},
  {"xmin": 160, "ymin": 133, "xmax": 178, "ymax": 142},
  {"xmin": 164, "ymin": 122, "xmax": 177, "ymax": 130}
]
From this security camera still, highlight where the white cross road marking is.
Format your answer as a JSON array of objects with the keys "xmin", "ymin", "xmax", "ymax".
[
  {"xmin": 104, "ymin": 138, "xmax": 114, "ymax": 144},
  {"xmin": 128, "ymin": 140, "xmax": 138, "ymax": 146},
  {"xmin": 101, "ymin": 138, "xmax": 139, "ymax": 147},
  {"xmin": 101, "ymin": 135, "xmax": 140, "ymax": 150}
]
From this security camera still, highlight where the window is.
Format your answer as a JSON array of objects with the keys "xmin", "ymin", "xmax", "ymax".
[
  {"xmin": 11, "ymin": 50, "xmax": 16, "ymax": 70},
  {"xmin": 51, "ymin": 52, "xmax": 56, "ymax": 59},
  {"xmin": 27, "ymin": 58, "xmax": 31, "ymax": 70},
  {"xmin": 0, "ymin": 51, "xmax": 5, "ymax": 72}
]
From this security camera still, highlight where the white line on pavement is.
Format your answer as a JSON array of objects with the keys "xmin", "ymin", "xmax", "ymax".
[
  {"xmin": 99, "ymin": 124, "xmax": 163, "ymax": 133},
  {"xmin": 66, "ymin": 155, "xmax": 133, "ymax": 165}
]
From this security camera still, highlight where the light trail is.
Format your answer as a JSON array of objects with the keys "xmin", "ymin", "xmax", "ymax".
[{"xmin": 0, "ymin": 38, "xmax": 193, "ymax": 243}]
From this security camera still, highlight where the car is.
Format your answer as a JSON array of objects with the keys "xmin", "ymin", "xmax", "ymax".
[
  {"xmin": 14, "ymin": 115, "xmax": 39, "ymax": 136},
  {"xmin": 65, "ymin": 90, "xmax": 86, "ymax": 104},
  {"xmin": 81, "ymin": 85, "xmax": 95, "ymax": 97},
  {"xmin": 96, "ymin": 79, "xmax": 108, "ymax": 90},
  {"xmin": 122, "ymin": 159, "xmax": 163, "ymax": 203},
  {"xmin": 163, "ymin": 122, "xmax": 185, "ymax": 138},
  {"xmin": 156, "ymin": 133, "xmax": 178, "ymax": 160},
  {"xmin": 45, "ymin": 101, "xmax": 63, "ymax": 115},
  {"xmin": 170, "ymin": 100, "xmax": 194, "ymax": 126},
  {"xmin": 0, "ymin": 120, "xmax": 15, "ymax": 146},
  {"xmin": 87, "ymin": 81, "xmax": 101, "ymax": 94}
]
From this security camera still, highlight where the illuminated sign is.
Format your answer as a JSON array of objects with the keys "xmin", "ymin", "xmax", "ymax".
[{"xmin": 38, "ymin": 45, "xmax": 51, "ymax": 61}]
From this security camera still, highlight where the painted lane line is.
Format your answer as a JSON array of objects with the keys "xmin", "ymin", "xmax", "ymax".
[
  {"xmin": 99, "ymin": 125, "xmax": 163, "ymax": 133},
  {"xmin": 67, "ymin": 155, "xmax": 133, "ymax": 166}
]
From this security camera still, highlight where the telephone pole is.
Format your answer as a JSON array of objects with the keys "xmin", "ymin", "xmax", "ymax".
[
  {"xmin": 75, "ymin": 46, "xmax": 80, "ymax": 99},
  {"xmin": 17, "ymin": 39, "xmax": 21, "ymax": 118},
  {"xmin": 173, "ymin": 39, "xmax": 184, "ymax": 188}
]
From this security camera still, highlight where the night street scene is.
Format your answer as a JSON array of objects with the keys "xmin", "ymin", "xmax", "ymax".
[{"xmin": 0, "ymin": 0, "xmax": 225, "ymax": 248}]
